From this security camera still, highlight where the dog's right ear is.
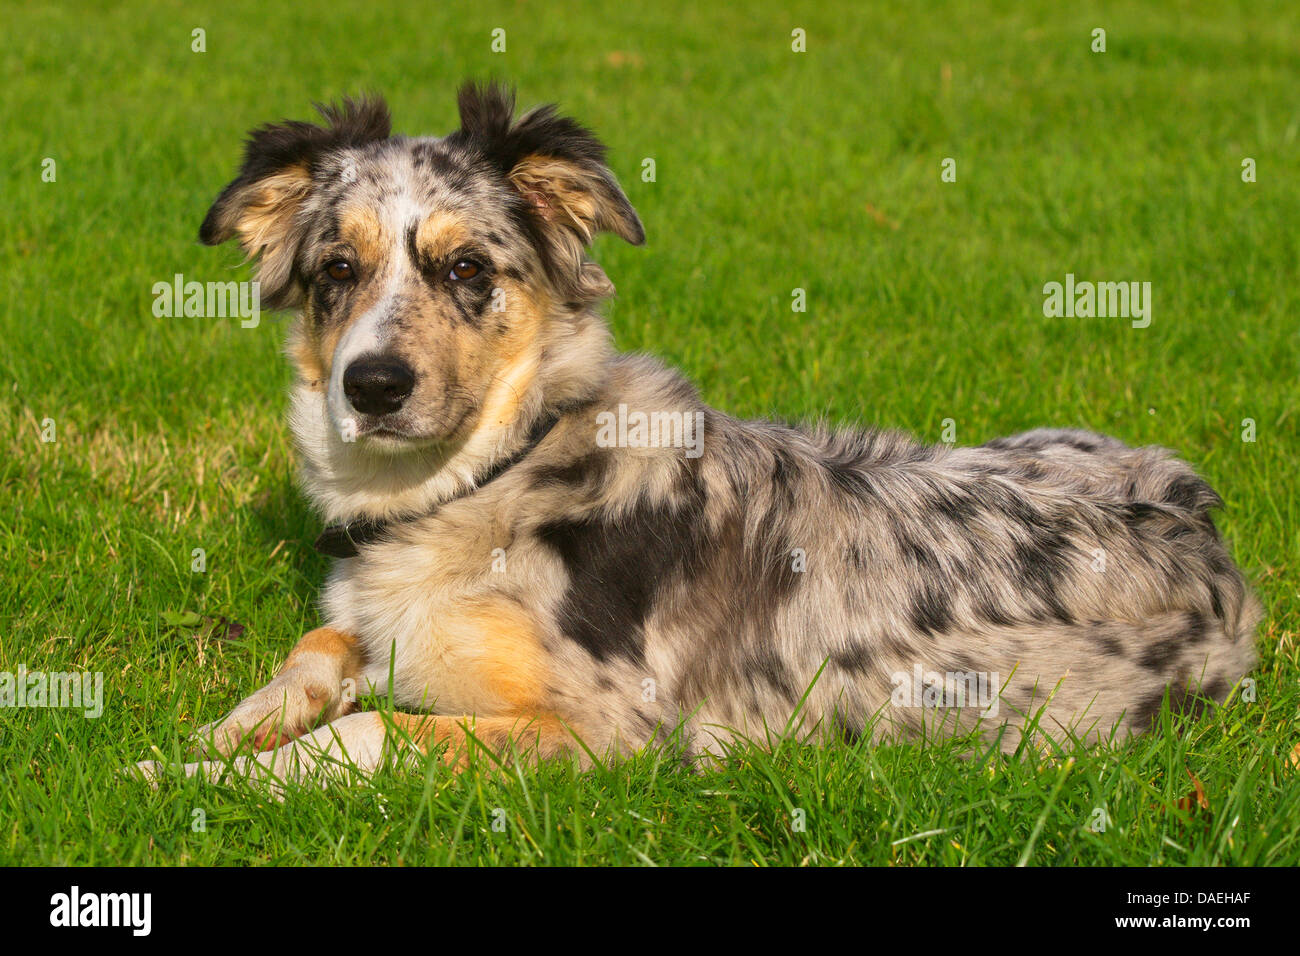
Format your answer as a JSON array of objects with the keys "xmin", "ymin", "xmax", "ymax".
[
  {"xmin": 449, "ymin": 81, "xmax": 644, "ymax": 303},
  {"xmin": 199, "ymin": 96, "xmax": 391, "ymax": 308}
]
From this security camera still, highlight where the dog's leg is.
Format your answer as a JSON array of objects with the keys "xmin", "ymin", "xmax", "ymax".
[
  {"xmin": 139, "ymin": 711, "xmax": 580, "ymax": 793},
  {"xmin": 193, "ymin": 626, "xmax": 366, "ymax": 756},
  {"xmin": 388, "ymin": 712, "xmax": 580, "ymax": 770}
]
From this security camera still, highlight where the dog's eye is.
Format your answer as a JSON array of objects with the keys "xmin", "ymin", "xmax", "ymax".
[
  {"xmin": 448, "ymin": 260, "xmax": 481, "ymax": 281},
  {"xmin": 325, "ymin": 261, "xmax": 354, "ymax": 282}
]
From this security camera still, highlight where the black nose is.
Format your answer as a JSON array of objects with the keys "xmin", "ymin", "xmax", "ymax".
[{"xmin": 343, "ymin": 356, "xmax": 415, "ymax": 415}]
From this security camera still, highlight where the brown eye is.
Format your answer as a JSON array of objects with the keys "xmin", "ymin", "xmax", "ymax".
[
  {"xmin": 326, "ymin": 261, "xmax": 353, "ymax": 281},
  {"xmin": 449, "ymin": 259, "xmax": 480, "ymax": 281}
]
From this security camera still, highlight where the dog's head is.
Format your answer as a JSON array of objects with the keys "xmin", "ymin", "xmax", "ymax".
[{"xmin": 201, "ymin": 82, "xmax": 643, "ymax": 461}]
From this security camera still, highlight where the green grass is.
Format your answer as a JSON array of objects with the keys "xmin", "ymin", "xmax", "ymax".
[{"xmin": 1, "ymin": 0, "xmax": 1298, "ymax": 865}]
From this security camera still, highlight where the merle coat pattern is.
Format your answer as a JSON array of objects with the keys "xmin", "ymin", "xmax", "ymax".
[{"xmin": 138, "ymin": 84, "xmax": 1259, "ymax": 788}]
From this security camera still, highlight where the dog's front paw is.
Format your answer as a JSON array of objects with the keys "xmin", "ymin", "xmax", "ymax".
[
  {"xmin": 192, "ymin": 674, "xmax": 347, "ymax": 758},
  {"xmin": 123, "ymin": 757, "xmax": 165, "ymax": 788},
  {"xmin": 122, "ymin": 753, "xmax": 216, "ymax": 789},
  {"xmin": 126, "ymin": 755, "xmax": 289, "ymax": 800}
]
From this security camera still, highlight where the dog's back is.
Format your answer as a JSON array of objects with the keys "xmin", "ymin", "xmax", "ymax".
[
  {"xmin": 539, "ymin": 357, "xmax": 1256, "ymax": 754},
  {"xmin": 631, "ymin": 382, "xmax": 1260, "ymax": 753}
]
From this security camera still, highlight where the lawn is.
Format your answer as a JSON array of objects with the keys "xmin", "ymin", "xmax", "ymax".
[{"xmin": 1, "ymin": 0, "xmax": 1297, "ymax": 865}]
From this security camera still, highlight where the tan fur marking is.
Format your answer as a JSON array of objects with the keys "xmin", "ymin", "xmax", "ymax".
[
  {"xmin": 339, "ymin": 205, "xmax": 390, "ymax": 271},
  {"xmin": 414, "ymin": 210, "xmax": 472, "ymax": 263},
  {"xmin": 387, "ymin": 711, "xmax": 573, "ymax": 769},
  {"xmin": 231, "ymin": 166, "xmax": 313, "ymax": 252},
  {"xmin": 288, "ymin": 320, "xmax": 327, "ymax": 386},
  {"xmin": 282, "ymin": 626, "xmax": 364, "ymax": 675},
  {"xmin": 472, "ymin": 287, "xmax": 550, "ymax": 436},
  {"xmin": 439, "ymin": 600, "xmax": 548, "ymax": 713},
  {"xmin": 508, "ymin": 158, "xmax": 601, "ymax": 241},
  {"xmin": 479, "ymin": 338, "xmax": 539, "ymax": 429}
]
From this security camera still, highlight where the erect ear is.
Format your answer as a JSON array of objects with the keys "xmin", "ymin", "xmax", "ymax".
[
  {"xmin": 449, "ymin": 81, "xmax": 644, "ymax": 303},
  {"xmin": 199, "ymin": 96, "xmax": 391, "ymax": 309}
]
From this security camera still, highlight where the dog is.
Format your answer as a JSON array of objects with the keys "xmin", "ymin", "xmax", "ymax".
[{"xmin": 139, "ymin": 82, "xmax": 1259, "ymax": 787}]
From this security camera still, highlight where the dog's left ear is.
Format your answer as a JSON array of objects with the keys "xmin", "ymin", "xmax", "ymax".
[
  {"xmin": 450, "ymin": 81, "xmax": 644, "ymax": 302},
  {"xmin": 199, "ymin": 96, "xmax": 391, "ymax": 308}
]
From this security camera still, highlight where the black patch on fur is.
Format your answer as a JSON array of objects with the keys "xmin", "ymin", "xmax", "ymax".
[
  {"xmin": 316, "ymin": 212, "xmax": 341, "ymax": 245},
  {"xmin": 309, "ymin": 269, "xmax": 353, "ymax": 321},
  {"xmin": 745, "ymin": 647, "xmax": 797, "ymax": 703},
  {"xmin": 764, "ymin": 444, "xmax": 801, "ymax": 508},
  {"xmin": 823, "ymin": 460, "xmax": 866, "ymax": 496},
  {"xmin": 896, "ymin": 531, "xmax": 955, "ymax": 636},
  {"xmin": 1209, "ymin": 581, "xmax": 1226, "ymax": 622},
  {"xmin": 1139, "ymin": 637, "xmax": 1181, "ymax": 671},
  {"xmin": 909, "ymin": 586, "xmax": 955, "ymax": 637},
  {"xmin": 816, "ymin": 437, "xmax": 899, "ymax": 502},
  {"xmin": 945, "ymin": 652, "xmax": 982, "ymax": 675},
  {"xmin": 539, "ymin": 474, "xmax": 707, "ymax": 664},
  {"xmin": 1084, "ymin": 622, "xmax": 1125, "ymax": 657},
  {"xmin": 532, "ymin": 451, "xmax": 610, "ymax": 491},
  {"xmin": 1164, "ymin": 473, "xmax": 1221, "ymax": 514},
  {"xmin": 883, "ymin": 634, "xmax": 913, "ymax": 659},
  {"xmin": 980, "ymin": 436, "xmax": 1016, "ymax": 451},
  {"xmin": 404, "ymin": 221, "xmax": 420, "ymax": 273},
  {"xmin": 966, "ymin": 564, "xmax": 1017, "ymax": 627},
  {"xmin": 831, "ymin": 709, "xmax": 863, "ymax": 744},
  {"xmin": 1011, "ymin": 522, "xmax": 1076, "ymax": 624},
  {"xmin": 1133, "ymin": 679, "xmax": 1214, "ymax": 727},
  {"xmin": 410, "ymin": 141, "xmax": 460, "ymax": 178},
  {"xmin": 1139, "ymin": 612, "xmax": 1207, "ymax": 670},
  {"xmin": 831, "ymin": 641, "xmax": 872, "ymax": 674},
  {"xmin": 1139, "ymin": 639, "xmax": 1176, "ymax": 672},
  {"xmin": 1120, "ymin": 502, "xmax": 1167, "ymax": 527},
  {"xmin": 931, "ymin": 487, "xmax": 981, "ymax": 524},
  {"xmin": 401, "ymin": 221, "xmax": 494, "ymax": 324}
]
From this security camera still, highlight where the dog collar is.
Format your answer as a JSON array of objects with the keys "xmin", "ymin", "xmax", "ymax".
[{"xmin": 313, "ymin": 411, "xmax": 562, "ymax": 559}]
